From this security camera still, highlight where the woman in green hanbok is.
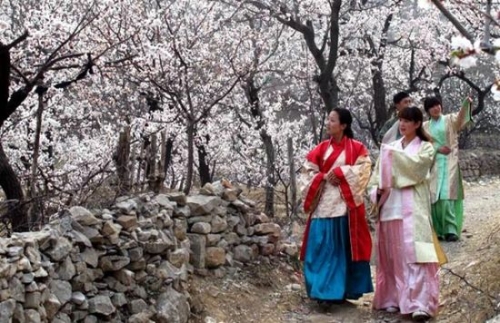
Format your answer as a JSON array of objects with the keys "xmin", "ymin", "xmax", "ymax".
[{"xmin": 423, "ymin": 96, "xmax": 472, "ymax": 242}]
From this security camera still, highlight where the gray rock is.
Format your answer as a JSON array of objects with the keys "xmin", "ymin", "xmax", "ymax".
[
  {"xmin": 233, "ymin": 245, "xmax": 254, "ymax": 263},
  {"xmin": 0, "ymin": 299, "xmax": 16, "ymax": 322},
  {"xmin": 45, "ymin": 237, "xmax": 72, "ymax": 261},
  {"xmin": 116, "ymin": 215, "xmax": 138, "ymax": 230},
  {"xmin": 44, "ymin": 294, "xmax": 62, "ymax": 320},
  {"xmin": 210, "ymin": 216, "xmax": 228, "ymax": 233},
  {"xmin": 254, "ymin": 223, "xmax": 281, "ymax": 235},
  {"xmin": 141, "ymin": 239, "xmax": 173, "ymax": 254},
  {"xmin": 13, "ymin": 303, "xmax": 24, "ymax": 323},
  {"xmin": 88, "ymin": 295, "xmax": 116, "ymax": 316},
  {"xmin": 69, "ymin": 206, "xmax": 100, "ymax": 226},
  {"xmin": 52, "ymin": 313, "xmax": 71, "ymax": 323},
  {"xmin": 154, "ymin": 194, "xmax": 176, "ymax": 210},
  {"xmin": 8, "ymin": 246, "xmax": 23, "ymax": 257},
  {"xmin": 81, "ymin": 248, "xmax": 99, "ymax": 268},
  {"xmin": 187, "ymin": 215, "xmax": 213, "ymax": 225},
  {"xmin": 166, "ymin": 192, "xmax": 187, "ymax": 206},
  {"xmin": 24, "ymin": 309, "xmax": 41, "ymax": 323},
  {"xmin": 58, "ymin": 256, "xmax": 76, "ymax": 280},
  {"xmin": 25, "ymin": 291, "xmax": 41, "ymax": 309},
  {"xmin": 128, "ymin": 247, "xmax": 143, "ymax": 262},
  {"xmin": 206, "ymin": 234, "xmax": 222, "ymax": 246},
  {"xmin": 99, "ymin": 255, "xmax": 130, "ymax": 272},
  {"xmin": 169, "ymin": 248, "xmax": 190, "ymax": 268},
  {"xmin": 111, "ymin": 293, "xmax": 127, "ymax": 307},
  {"xmin": 190, "ymin": 222, "xmax": 211, "ymax": 234},
  {"xmin": 187, "ymin": 234, "xmax": 206, "ymax": 268},
  {"xmin": 129, "ymin": 298, "xmax": 148, "ymax": 314},
  {"xmin": 49, "ymin": 280, "xmax": 72, "ymax": 304},
  {"xmin": 173, "ymin": 219, "xmax": 188, "ymax": 241},
  {"xmin": 115, "ymin": 199, "xmax": 138, "ymax": 213},
  {"xmin": 83, "ymin": 315, "xmax": 98, "ymax": 323},
  {"xmin": 68, "ymin": 230, "xmax": 92, "ymax": 247},
  {"xmin": 129, "ymin": 311, "xmax": 155, "ymax": 323},
  {"xmin": 71, "ymin": 292, "xmax": 86, "ymax": 305},
  {"xmin": 231, "ymin": 199, "xmax": 251, "ymax": 212},
  {"xmin": 155, "ymin": 286, "xmax": 190, "ymax": 323},
  {"xmin": 101, "ymin": 221, "xmax": 121, "ymax": 237},
  {"xmin": 223, "ymin": 232, "xmax": 240, "ymax": 245},
  {"xmin": 186, "ymin": 196, "xmax": 221, "ymax": 216},
  {"xmin": 9, "ymin": 277, "xmax": 24, "ymax": 302},
  {"xmin": 173, "ymin": 206, "xmax": 191, "ymax": 218}
]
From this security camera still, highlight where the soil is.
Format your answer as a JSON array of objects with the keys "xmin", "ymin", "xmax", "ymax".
[{"xmin": 188, "ymin": 177, "xmax": 500, "ymax": 323}]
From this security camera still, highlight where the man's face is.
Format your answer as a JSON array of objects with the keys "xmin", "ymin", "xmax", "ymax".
[{"xmin": 395, "ymin": 97, "xmax": 412, "ymax": 113}]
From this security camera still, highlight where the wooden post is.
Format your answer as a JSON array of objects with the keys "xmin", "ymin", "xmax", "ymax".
[
  {"xmin": 287, "ymin": 137, "xmax": 298, "ymax": 218},
  {"xmin": 115, "ymin": 126, "xmax": 131, "ymax": 195}
]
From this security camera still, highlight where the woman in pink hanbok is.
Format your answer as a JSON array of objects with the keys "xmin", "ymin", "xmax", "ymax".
[{"xmin": 369, "ymin": 107, "xmax": 446, "ymax": 322}]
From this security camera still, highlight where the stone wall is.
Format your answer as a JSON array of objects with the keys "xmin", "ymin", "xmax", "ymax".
[
  {"xmin": 0, "ymin": 181, "xmax": 284, "ymax": 323},
  {"xmin": 459, "ymin": 149, "xmax": 500, "ymax": 180}
]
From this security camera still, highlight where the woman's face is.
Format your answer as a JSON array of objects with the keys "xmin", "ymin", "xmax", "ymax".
[
  {"xmin": 327, "ymin": 111, "xmax": 346, "ymax": 137},
  {"xmin": 428, "ymin": 104, "xmax": 442, "ymax": 119},
  {"xmin": 399, "ymin": 118, "xmax": 421, "ymax": 137}
]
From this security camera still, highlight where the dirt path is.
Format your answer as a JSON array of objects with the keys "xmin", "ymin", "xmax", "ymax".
[{"xmin": 190, "ymin": 177, "xmax": 500, "ymax": 323}]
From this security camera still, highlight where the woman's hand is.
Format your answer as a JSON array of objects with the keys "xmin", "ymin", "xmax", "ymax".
[
  {"xmin": 438, "ymin": 146, "xmax": 451, "ymax": 155},
  {"xmin": 326, "ymin": 172, "xmax": 341, "ymax": 186}
]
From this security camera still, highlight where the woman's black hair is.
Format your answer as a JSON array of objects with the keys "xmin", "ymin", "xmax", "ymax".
[
  {"xmin": 333, "ymin": 108, "xmax": 354, "ymax": 138},
  {"xmin": 423, "ymin": 96, "xmax": 442, "ymax": 113},
  {"xmin": 398, "ymin": 107, "xmax": 432, "ymax": 142}
]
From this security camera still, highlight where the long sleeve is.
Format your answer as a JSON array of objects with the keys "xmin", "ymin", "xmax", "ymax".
[
  {"xmin": 332, "ymin": 154, "xmax": 372, "ymax": 207},
  {"xmin": 451, "ymin": 98, "xmax": 472, "ymax": 132},
  {"xmin": 379, "ymin": 141, "xmax": 435, "ymax": 189}
]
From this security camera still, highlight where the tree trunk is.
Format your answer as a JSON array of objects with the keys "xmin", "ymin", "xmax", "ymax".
[
  {"xmin": 197, "ymin": 134, "xmax": 211, "ymax": 186},
  {"xmin": 28, "ymin": 90, "xmax": 46, "ymax": 227},
  {"xmin": 0, "ymin": 141, "xmax": 28, "ymax": 232},
  {"xmin": 287, "ymin": 137, "xmax": 298, "ymax": 218},
  {"xmin": 184, "ymin": 122, "xmax": 195, "ymax": 194},
  {"xmin": 261, "ymin": 132, "xmax": 276, "ymax": 217},
  {"xmin": 148, "ymin": 134, "xmax": 157, "ymax": 192},
  {"xmin": 164, "ymin": 136, "xmax": 174, "ymax": 175},
  {"xmin": 115, "ymin": 126, "xmax": 131, "ymax": 195}
]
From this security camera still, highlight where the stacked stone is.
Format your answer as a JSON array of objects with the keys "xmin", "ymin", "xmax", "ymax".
[
  {"xmin": 185, "ymin": 182, "xmax": 281, "ymax": 276},
  {"xmin": 459, "ymin": 150, "xmax": 500, "ymax": 180},
  {"xmin": 0, "ymin": 181, "xmax": 282, "ymax": 322}
]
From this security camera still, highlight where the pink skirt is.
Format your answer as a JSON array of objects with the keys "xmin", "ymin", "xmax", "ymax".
[{"xmin": 373, "ymin": 219, "xmax": 439, "ymax": 316}]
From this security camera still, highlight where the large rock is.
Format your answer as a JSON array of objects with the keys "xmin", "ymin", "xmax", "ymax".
[
  {"xmin": 186, "ymin": 196, "xmax": 221, "ymax": 216},
  {"xmin": 187, "ymin": 234, "xmax": 206, "ymax": 268},
  {"xmin": 210, "ymin": 216, "xmax": 228, "ymax": 233},
  {"xmin": 99, "ymin": 256, "xmax": 130, "ymax": 272},
  {"xmin": 116, "ymin": 215, "xmax": 138, "ymax": 230},
  {"xmin": 167, "ymin": 192, "xmax": 187, "ymax": 206},
  {"xmin": 88, "ymin": 295, "xmax": 116, "ymax": 316},
  {"xmin": 69, "ymin": 206, "xmax": 100, "ymax": 226},
  {"xmin": 154, "ymin": 195, "xmax": 176, "ymax": 210},
  {"xmin": 233, "ymin": 245, "xmax": 254, "ymax": 263},
  {"xmin": 190, "ymin": 222, "xmax": 211, "ymax": 234},
  {"xmin": 0, "ymin": 299, "xmax": 16, "ymax": 323},
  {"xmin": 45, "ymin": 237, "xmax": 72, "ymax": 261},
  {"xmin": 205, "ymin": 247, "xmax": 226, "ymax": 268},
  {"xmin": 254, "ymin": 223, "xmax": 281, "ymax": 236},
  {"xmin": 169, "ymin": 248, "xmax": 190, "ymax": 268},
  {"xmin": 49, "ymin": 280, "xmax": 72, "ymax": 305},
  {"xmin": 155, "ymin": 286, "xmax": 190, "ymax": 323}
]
